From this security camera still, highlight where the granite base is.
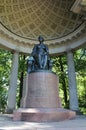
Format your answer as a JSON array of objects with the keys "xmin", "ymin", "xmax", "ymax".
[{"xmin": 13, "ymin": 108, "xmax": 76, "ymax": 122}]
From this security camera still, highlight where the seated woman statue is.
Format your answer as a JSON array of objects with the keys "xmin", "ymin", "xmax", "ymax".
[
  {"xmin": 27, "ymin": 36, "xmax": 53, "ymax": 72},
  {"xmin": 31, "ymin": 36, "xmax": 49, "ymax": 69}
]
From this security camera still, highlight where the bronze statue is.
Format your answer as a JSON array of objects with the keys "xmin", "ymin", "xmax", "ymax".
[{"xmin": 27, "ymin": 36, "xmax": 53, "ymax": 73}]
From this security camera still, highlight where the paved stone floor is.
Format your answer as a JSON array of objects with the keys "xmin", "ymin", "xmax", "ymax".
[{"xmin": 0, "ymin": 114, "xmax": 86, "ymax": 130}]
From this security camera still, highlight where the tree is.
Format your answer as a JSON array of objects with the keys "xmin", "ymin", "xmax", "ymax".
[
  {"xmin": 0, "ymin": 49, "xmax": 12, "ymax": 112},
  {"xmin": 52, "ymin": 55, "xmax": 69, "ymax": 108},
  {"xmin": 74, "ymin": 48, "xmax": 86, "ymax": 114},
  {"xmin": 17, "ymin": 54, "xmax": 26, "ymax": 107}
]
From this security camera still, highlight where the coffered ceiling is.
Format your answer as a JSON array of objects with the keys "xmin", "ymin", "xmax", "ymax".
[{"xmin": 0, "ymin": 0, "xmax": 84, "ymax": 40}]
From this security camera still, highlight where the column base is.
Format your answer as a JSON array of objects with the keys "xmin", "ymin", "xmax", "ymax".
[
  {"xmin": 13, "ymin": 108, "xmax": 76, "ymax": 122},
  {"xmin": 75, "ymin": 110, "xmax": 83, "ymax": 115},
  {"xmin": 6, "ymin": 108, "xmax": 14, "ymax": 114}
]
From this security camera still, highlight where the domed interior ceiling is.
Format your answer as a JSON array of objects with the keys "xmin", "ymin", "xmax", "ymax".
[{"xmin": 0, "ymin": 0, "xmax": 83, "ymax": 41}]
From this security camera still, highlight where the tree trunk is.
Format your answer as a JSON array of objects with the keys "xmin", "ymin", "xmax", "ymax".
[
  {"xmin": 18, "ymin": 55, "xmax": 25, "ymax": 107},
  {"xmin": 59, "ymin": 56, "xmax": 68, "ymax": 107}
]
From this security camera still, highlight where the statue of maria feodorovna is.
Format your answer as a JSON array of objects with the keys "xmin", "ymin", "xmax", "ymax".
[{"xmin": 27, "ymin": 36, "xmax": 53, "ymax": 73}]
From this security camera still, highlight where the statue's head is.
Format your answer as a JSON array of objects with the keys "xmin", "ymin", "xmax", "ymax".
[{"xmin": 38, "ymin": 36, "xmax": 44, "ymax": 43}]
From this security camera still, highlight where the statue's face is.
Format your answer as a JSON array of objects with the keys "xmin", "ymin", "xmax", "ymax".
[{"xmin": 38, "ymin": 36, "xmax": 44, "ymax": 42}]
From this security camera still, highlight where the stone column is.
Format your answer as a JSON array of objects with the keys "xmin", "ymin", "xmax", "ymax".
[
  {"xmin": 67, "ymin": 50, "xmax": 79, "ymax": 111},
  {"xmin": 7, "ymin": 51, "xmax": 19, "ymax": 113}
]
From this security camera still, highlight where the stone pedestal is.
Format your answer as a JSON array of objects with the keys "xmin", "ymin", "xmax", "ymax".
[{"xmin": 13, "ymin": 71, "xmax": 76, "ymax": 122}]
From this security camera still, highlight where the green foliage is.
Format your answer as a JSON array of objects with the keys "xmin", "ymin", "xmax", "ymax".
[
  {"xmin": 18, "ymin": 54, "xmax": 27, "ymax": 75},
  {"xmin": 74, "ymin": 48, "xmax": 86, "ymax": 114},
  {"xmin": 52, "ymin": 55, "xmax": 69, "ymax": 108},
  {"xmin": 0, "ymin": 49, "xmax": 12, "ymax": 113},
  {"xmin": 16, "ymin": 54, "xmax": 27, "ymax": 107},
  {"xmin": 74, "ymin": 48, "xmax": 86, "ymax": 74},
  {"xmin": 0, "ymin": 87, "xmax": 7, "ymax": 112}
]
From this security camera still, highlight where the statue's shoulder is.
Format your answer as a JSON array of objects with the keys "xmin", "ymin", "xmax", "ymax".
[{"xmin": 34, "ymin": 43, "xmax": 39, "ymax": 47}]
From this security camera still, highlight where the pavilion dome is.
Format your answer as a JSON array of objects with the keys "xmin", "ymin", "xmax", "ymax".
[{"xmin": 0, "ymin": 0, "xmax": 86, "ymax": 54}]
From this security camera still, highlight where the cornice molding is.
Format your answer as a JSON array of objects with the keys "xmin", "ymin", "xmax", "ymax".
[
  {"xmin": 71, "ymin": 0, "xmax": 86, "ymax": 13},
  {"xmin": 0, "ymin": 22, "xmax": 86, "ymax": 44},
  {"xmin": 0, "ymin": 22, "xmax": 86, "ymax": 54}
]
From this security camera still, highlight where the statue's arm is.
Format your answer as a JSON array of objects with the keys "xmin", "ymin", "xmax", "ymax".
[
  {"xmin": 45, "ymin": 45, "xmax": 49, "ymax": 54},
  {"xmin": 31, "ymin": 45, "xmax": 37, "ymax": 56}
]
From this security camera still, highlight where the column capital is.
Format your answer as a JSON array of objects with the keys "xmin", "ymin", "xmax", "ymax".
[
  {"xmin": 11, "ymin": 46, "xmax": 20, "ymax": 54},
  {"xmin": 66, "ymin": 47, "xmax": 72, "ymax": 53},
  {"xmin": 11, "ymin": 50, "xmax": 20, "ymax": 55}
]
